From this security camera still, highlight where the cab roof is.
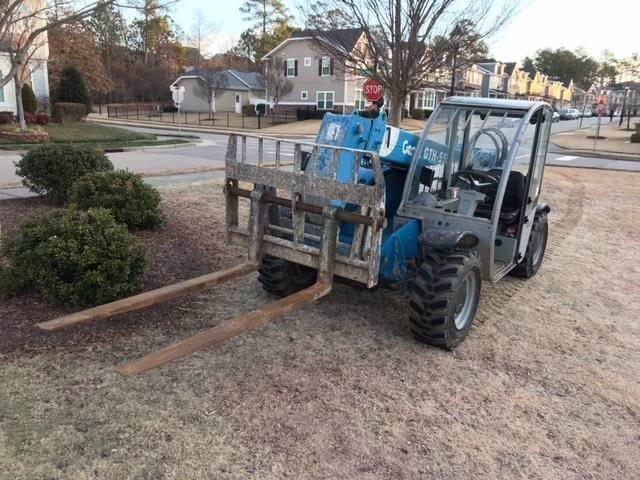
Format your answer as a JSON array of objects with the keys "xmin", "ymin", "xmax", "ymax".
[{"xmin": 442, "ymin": 96, "xmax": 547, "ymax": 112}]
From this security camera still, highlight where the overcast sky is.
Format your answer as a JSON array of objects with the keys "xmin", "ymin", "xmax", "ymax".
[{"xmin": 169, "ymin": 0, "xmax": 639, "ymax": 61}]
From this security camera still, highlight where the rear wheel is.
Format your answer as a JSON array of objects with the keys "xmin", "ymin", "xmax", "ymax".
[
  {"xmin": 511, "ymin": 211, "xmax": 548, "ymax": 278},
  {"xmin": 408, "ymin": 251, "xmax": 482, "ymax": 349},
  {"xmin": 258, "ymin": 255, "xmax": 317, "ymax": 298}
]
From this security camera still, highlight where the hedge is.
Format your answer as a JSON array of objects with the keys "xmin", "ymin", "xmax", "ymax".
[
  {"xmin": 1, "ymin": 207, "xmax": 145, "ymax": 306},
  {"xmin": 15, "ymin": 143, "xmax": 113, "ymax": 203}
]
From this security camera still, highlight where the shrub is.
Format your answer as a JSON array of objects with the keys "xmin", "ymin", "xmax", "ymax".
[
  {"xmin": 241, "ymin": 104, "xmax": 255, "ymax": 116},
  {"xmin": 56, "ymin": 66, "xmax": 92, "ymax": 111},
  {"xmin": 2, "ymin": 207, "xmax": 145, "ymax": 307},
  {"xmin": 0, "ymin": 112, "xmax": 12, "ymax": 124},
  {"xmin": 0, "ymin": 265, "xmax": 27, "ymax": 301},
  {"xmin": 69, "ymin": 170, "xmax": 164, "ymax": 229},
  {"xmin": 15, "ymin": 143, "xmax": 113, "ymax": 203},
  {"xmin": 23, "ymin": 112, "xmax": 35, "ymax": 125},
  {"xmin": 256, "ymin": 103, "xmax": 266, "ymax": 116},
  {"xmin": 410, "ymin": 109, "xmax": 426, "ymax": 120},
  {"xmin": 35, "ymin": 112, "xmax": 51, "ymax": 125},
  {"xmin": 21, "ymin": 84, "xmax": 38, "ymax": 115},
  {"xmin": 631, "ymin": 132, "xmax": 640, "ymax": 143},
  {"xmin": 53, "ymin": 102, "xmax": 87, "ymax": 123}
]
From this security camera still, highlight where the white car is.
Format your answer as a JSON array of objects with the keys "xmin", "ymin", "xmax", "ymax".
[{"xmin": 552, "ymin": 112, "xmax": 560, "ymax": 122}]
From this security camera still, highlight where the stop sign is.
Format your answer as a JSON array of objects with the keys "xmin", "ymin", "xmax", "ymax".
[{"xmin": 363, "ymin": 77, "xmax": 384, "ymax": 102}]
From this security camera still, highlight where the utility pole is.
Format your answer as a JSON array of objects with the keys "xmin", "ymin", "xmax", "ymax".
[{"xmin": 619, "ymin": 86, "xmax": 629, "ymax": 127}]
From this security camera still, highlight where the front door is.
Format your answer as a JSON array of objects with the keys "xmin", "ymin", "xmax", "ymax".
[{"xmin": 235, "ymin": 94, "xmax": 241, "ymax": 113}]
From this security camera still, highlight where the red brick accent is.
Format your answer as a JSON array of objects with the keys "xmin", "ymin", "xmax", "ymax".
[{"xmin": 0, "ymin": 131, "xmax": 50, "ymax": 143}]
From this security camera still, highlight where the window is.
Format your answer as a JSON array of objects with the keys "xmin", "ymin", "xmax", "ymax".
[
  {"xmin": 0, "ymin": 70, "xmax": 4, "ymax": 103},
  {"xmin": 286, "ymin": 58, "xmax": 297, "ymax": 77},
  {"xmin": 301, "ymin": 90, "xmax": 308, "ymax": 100},
  {"xmin": 417, "ymin": 89, "xmax": 436, "ymax": 110},
  {"xmin": 304, "ymin": 57, "xmax": 311, "ymax": 67},
  {"xmin": 355, "ymin": 89, "xmax": 365, "ymax": 110},
  {"xmin": 317, "ymin": 91, "xmax": 334, "ymax": 110},
  {"xmin": 320, "ymin": 57, "xmax": 332, "ymax": 76}
]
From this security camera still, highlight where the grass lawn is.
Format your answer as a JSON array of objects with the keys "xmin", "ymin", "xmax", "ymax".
[{"xmin": 0, "ymin": 122, "xmax": 194, "ymax": 150}]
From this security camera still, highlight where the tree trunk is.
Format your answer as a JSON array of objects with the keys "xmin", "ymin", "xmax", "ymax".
[
  {"xmin": 14, "ymin": 74, "xmax": 26, "ymax": 132},
  {"xmin": 388, "ymin": 93, "xmax": 404, "ymax": 127}
]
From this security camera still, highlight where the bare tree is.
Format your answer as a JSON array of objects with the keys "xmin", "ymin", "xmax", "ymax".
[
  {"xmin": 0, "ymin": 0, "xmax": 119, "ymax": 129},
  {"xmin": 189, "ymin": 8, "xmax": 216, "ymax": 66},
  {"xmin": 302, "ymin": 0, "xmax": 521, "ymax": 126},
  {"xmin": 265, "ymin": 57, "xmax": 293, "ymax": 111},
  {"xmin": 193, "ymin": 69, "xmax": 229, "ymax": 118}
]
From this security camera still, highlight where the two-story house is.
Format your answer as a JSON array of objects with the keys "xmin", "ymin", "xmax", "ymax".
[
  {"xmin": 261, "ymin": 28, "xmax": 368, "ymax": 113},
  {"xmin": 0, "ymin": 0, "xmax": 51, "ymax": 113}
]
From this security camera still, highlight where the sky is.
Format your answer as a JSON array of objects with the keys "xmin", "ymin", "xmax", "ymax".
[{"xmin": 168, "ymin": 0, "xmax": 640, "ymax": 61}]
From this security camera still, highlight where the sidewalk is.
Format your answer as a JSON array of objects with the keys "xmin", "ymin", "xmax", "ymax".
[{"xmin": 551, "ymin": 123, "xmax": 640, "ymax": 161}]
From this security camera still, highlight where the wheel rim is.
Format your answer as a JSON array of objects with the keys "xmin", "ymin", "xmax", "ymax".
[
  {"xmin": 454, "ymin": 271, "xmax": 478, "ymax": 330},
  {"xmin": 532, "ymin": 227, "xmax": 545, "ymax": 266}
]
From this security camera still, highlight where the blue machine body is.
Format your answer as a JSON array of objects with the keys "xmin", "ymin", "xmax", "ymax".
[{"xmin": 312, "ymin": 111, "xmax": 422, "ymax": 284}]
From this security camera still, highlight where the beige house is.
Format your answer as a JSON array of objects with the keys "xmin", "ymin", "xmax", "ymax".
[
  {"xmin": 0, "ymin": 0, "xmax": 50, "ymax": 113},
  {"xmin": 261, "ymin": 28, "xmax": 368, "ymax": 113},
  {"xmin": 171, "ymin": 69, "xmax": 265, "ymax": 113}
]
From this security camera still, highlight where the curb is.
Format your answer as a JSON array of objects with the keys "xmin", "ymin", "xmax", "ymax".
[
  {"xmin": 88, "ymin": 117, "xmax": 319, "ymax": 139},
  {"xmin": 105, "ymin": 140, "xmax": 200, "ymax": 153},
  {"xmin": 550, "ymin": 142, "xmax": 640, "ymax": 162}
]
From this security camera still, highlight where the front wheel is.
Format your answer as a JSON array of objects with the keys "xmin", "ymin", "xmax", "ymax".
[
  {"xmin": 258, "ymin": 255, "xmax": 317, "ymax": 298},
  {"xmin": 408, "ymin": 251, "xmax": 482, "ymax": 350},
  {"xmin": 511, "ymin": 211, "xmax": 548, "ymax": 278}
]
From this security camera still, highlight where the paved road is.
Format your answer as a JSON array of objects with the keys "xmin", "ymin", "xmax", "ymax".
[{"xmin": 0, "ymin": 116, "xmax": 636, "ymax": 197}]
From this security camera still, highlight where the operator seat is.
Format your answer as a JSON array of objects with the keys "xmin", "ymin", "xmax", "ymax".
[{"xmin": 475, "ymin": 170, "xmax": 526, "ymax": 224}]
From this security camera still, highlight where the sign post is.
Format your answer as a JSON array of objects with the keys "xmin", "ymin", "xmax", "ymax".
[
  {"xmin": 594, "ymin": 96, "xmax": 606, "ymax": 152},
  {"xmin": 171, "ymin": 85, "xmax": 185, "ymax": 133}
]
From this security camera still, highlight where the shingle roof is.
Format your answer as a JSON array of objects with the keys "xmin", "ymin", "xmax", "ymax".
[
  {"xmin": 177, "ymin": 69, "xmax": 265, "ymax": 92},
  {"xmin": 229, "ymin": 70, "xmax": 265, "ymax": 90},
  {"xmin": 292, "ymin": 28, "xmax": 363, "ymax": 52},
  {"xmin": 504, "ymin": 62, "xmax": 517, "ymax": 75}
]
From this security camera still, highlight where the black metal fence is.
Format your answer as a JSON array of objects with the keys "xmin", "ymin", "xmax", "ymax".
[{"xmin": 102, "ymin": 103, "xmax": 302, "ymax": 129}]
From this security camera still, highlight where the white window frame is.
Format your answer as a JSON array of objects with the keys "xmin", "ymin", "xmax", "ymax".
[
  {"xmin": 286, "ymin": 58, "xmax": 296, "ymax": 77},
  {"xmin": 301, "ymin": 90, "xmax": 308, "ymax": 100},
  {"xmin": 321, "ymin": 57, "xmax": 331, "ymax": 77},
  {"xmin": 354, "ymin": 89, "xmax": 365, "ymax": 110},
  {"xmin": 304, "ymin": 57, "xmax": 311, "ymax": 67},
  {"xmin": 316, "ymin": 91, "xmax": 334, "ymax": 110}
]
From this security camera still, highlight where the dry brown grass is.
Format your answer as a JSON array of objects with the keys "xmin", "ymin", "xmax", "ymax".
[{"xmin": 1, "ymin": 167, "xmax": 639, "ymax": 479}]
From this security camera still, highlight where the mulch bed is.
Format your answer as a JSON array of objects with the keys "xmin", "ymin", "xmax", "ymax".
[{"xmin": 0, "ymin": 188, "xmax": 238, "ymax": 358}]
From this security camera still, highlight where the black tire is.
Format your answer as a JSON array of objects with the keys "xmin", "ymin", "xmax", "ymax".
[
  {"xmin": 511, "ymin": 211, "xmax": 548, "ymax": 279},
  {"xmin": 408, "ymin": 250, "xmax": 482, "ymax": 350},
  {"xmin": 258, "ymin": 255, "xmax": 317, "ymax": 298}
]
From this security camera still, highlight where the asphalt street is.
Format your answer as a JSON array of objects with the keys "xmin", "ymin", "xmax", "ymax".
[{"xmin": 0, "ymin": 116, "xmax": 636, "ymax": 200}]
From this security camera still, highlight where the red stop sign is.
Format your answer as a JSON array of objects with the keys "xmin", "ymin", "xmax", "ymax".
[{"xmin": 363, "ymin": 77, "xmax": 384, "ymax": 102}]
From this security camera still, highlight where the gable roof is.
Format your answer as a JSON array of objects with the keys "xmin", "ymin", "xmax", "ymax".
[
  {"xmin": 172, "ymin": 69, "xmax": 265, "ymax": 92},
  {"xmin": 262, "ymin": 27, "xmax": 364, "ymax": 59},
  {"xmin": 504, "ymin": 62, "xmax": 518, "ymax": 76}
]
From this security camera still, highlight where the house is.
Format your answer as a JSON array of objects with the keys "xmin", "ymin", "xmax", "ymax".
[
  {"xmin": 171, "ymin": 69, "xmax": 265, "ymax": 113},
  {"xmin": 261, "ymin": 28, "xmax": 368, "ymax": 113},
  {"xmin": 0, "ymin": 0, "xmax": 51, "ymax": 113}
]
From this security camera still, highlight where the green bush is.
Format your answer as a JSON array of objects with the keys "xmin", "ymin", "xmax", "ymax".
[
  {"xmin": 2, "ymin": 207, "xmax": 145, "ymax": 307},
  {"xmin": 56, "ymin": 66, "xmax": 92, "ymax": 111},
  {"xmin": 15, "ymin": 143, "xmax": 113, "ymax": 203},
  {"xmin": 241, "ymin": 104, "xmax": 255, "ymax": 116},
  {"xmin": 0, "ymin": 266, "xmax": 26, "ymax": 301},
  {"xmin": 410, "ymin": 109, "xmax": 426, "ymax": 120},
  {"xmin": 631, "ymin": 132, "xmax": 640, "ymax": 143},
  {"xmin": 53, "ymin": 102, "xmax": 87, "ymax": 123},
  {"xmin": 21, "ymin": 84, "xmax": 38, "ymax": 115},
  {"xmin": 69, "ymin": 170, "xmax": 164, "ymax": 229}
]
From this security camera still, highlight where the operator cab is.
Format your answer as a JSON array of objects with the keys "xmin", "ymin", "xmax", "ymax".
[{"xmin": 398, "ymin": 97, "xmax": 552, "ymax": 281}]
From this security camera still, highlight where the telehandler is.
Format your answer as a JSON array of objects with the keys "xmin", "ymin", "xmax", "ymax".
[{"xmin": 38, "ymin": 97, "xmax": 551, "ymax": 375}]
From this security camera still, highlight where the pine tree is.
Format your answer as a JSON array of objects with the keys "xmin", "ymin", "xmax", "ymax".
[
  {"xmin": 21, "ymin": 84, "xmax": 38, "ymax": 115},
  {"xmin": 56, "ymin": 66, "xmax": 92, "ymax": 111}
]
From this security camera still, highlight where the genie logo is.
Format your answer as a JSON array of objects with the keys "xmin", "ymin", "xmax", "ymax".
[{"xmin": 402, "ymin": 140, "xmax": 415, "ymax": 156}]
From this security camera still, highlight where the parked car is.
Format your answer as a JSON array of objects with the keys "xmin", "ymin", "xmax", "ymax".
[
  {"xmin": 558, "ymin": 109, "xmax": 572, "ymax": 120},
  {"xmin": 580, "ymin": 110, "xmax": 592, "ymax": 118},
  {"xmin": 552, "ymin": 111, "xmax": 560, "ymax": 122}
]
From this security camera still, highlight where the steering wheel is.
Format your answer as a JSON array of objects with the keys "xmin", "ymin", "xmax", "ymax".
[{"xmin": 454, "ymin": 169, "xmax": 499, "ymax": 189}]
